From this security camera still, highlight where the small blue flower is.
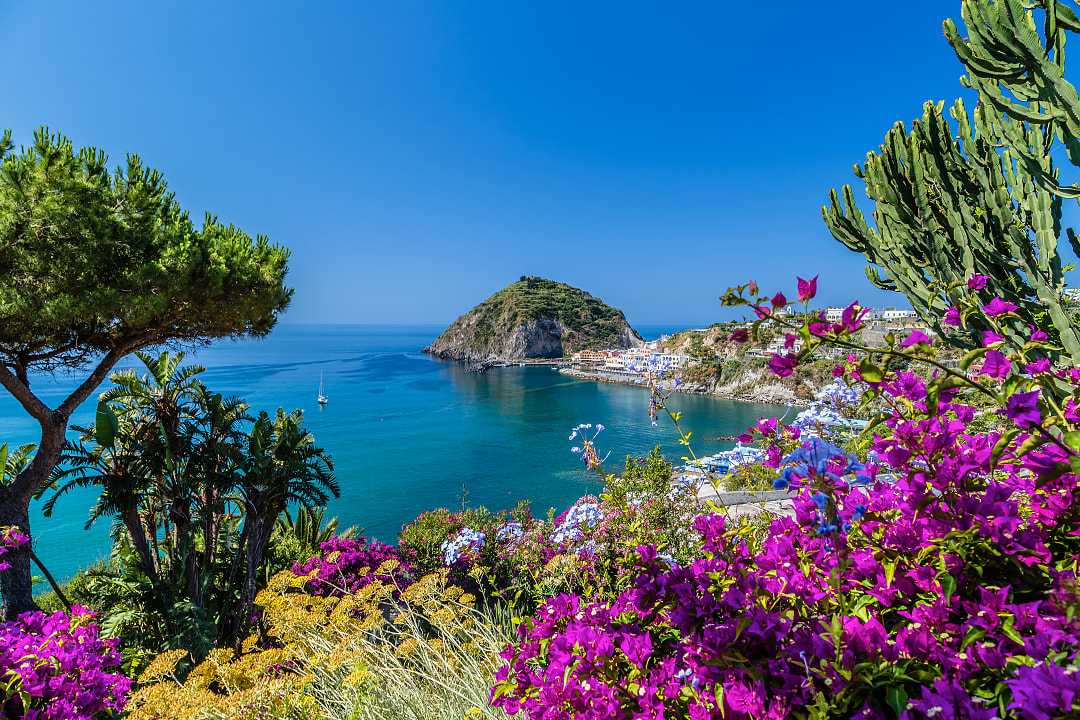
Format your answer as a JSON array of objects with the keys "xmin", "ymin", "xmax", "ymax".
[
  {"xmin": 496, "ymin": 521, "xmax": 524, "ymax": 542},
  {"xmin": 440, "ymin": 527, "xmax": 487, "ymax": 565}
]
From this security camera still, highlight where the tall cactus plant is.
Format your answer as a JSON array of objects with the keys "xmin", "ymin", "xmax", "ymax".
[{"xmin": 823, "ymin": 0, "xmax": 1080, "ymax": 361}]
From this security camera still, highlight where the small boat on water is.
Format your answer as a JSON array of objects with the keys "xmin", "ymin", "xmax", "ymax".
[{"xmin": 317, "ymin": 371, "xmax": 329, "ymax": 406}]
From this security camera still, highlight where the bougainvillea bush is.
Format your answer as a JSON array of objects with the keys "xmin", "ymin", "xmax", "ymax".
[
  {"xmin": 490, "ymin": 278, "xmax": 1080, "ymax": 719},
  {"xmin": 292, "ymin": 535, "xmax": 413, "ymax": 597},
  {"xmin": 398, "ymin": 445, "xmax": 701, "ymax": 611},
  {"xmin": 0, "ymin": 605, "xmax": 130, "ymax": 719}
]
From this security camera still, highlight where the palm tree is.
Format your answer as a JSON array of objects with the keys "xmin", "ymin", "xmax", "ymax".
[
  {"xmin": 184, "ymin": 387, "xmax": 250, "ymax": 603},
  {"xmin": 48, "ymin": 418, "xmax": 167, "ymax": 605},
  {"xmin": 103, "ymin": 351, "xmax": 206, "ymax": 596},
  {"xmin": 1, "ymin": 443, "xmax": 35, "ymax": 485},
  {"xmin": 275, "ymin": 505, "xmax": 356, "ymax": 554},
  {"xmin": 236, "ymin": 409, "xmax": 338, "ymax": 623}
]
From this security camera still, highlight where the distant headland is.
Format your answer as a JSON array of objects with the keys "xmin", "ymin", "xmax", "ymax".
[{"xmin": 424, "ymin": 276, "xmax": 643, "ymax": 364}]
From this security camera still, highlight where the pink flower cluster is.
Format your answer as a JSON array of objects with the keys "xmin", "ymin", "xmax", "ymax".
[
  {"xmin": 0, "ymin": 525, "xmax": 28, "ymax": 573},
  {"xmin": 292, "ymin": 536, "xmax": 412, "ymax": 596},
  {"xmin": 492, "ymin": 281, "xmax": 1080, "ymax": 719},
  {"xmin": 0, "ymin": 606, "xmax": 130, "ymax": 719}
]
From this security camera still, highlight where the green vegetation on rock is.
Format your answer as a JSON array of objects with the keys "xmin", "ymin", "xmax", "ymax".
[{"xmin": 426, "ymin": 276, "xmax": 642, "ymax": 361}]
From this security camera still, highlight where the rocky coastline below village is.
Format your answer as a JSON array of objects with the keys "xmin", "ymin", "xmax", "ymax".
[{"xmin": 558, "ymin": 365, "xmax": 814, "ymax": 408}]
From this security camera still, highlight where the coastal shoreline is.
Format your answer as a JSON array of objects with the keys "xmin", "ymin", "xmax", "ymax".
[{"xmin": 557, "ymin": 366, "xmax": 811, "ymax": 409}]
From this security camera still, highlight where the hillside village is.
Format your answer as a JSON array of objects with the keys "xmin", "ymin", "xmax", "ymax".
[{"xmin": 566, "ymin": 306, "xmax": 923, "ymax": 385}]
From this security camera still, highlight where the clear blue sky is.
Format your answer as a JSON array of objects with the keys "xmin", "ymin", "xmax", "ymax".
[{"xmin": 1, "ymin": 1, "xmax": 970, "ymax": 326}]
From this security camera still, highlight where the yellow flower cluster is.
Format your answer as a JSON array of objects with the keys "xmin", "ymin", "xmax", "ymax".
[{"xmin": 127, "ymin": 566, "xmax": 499, "ymax": 720}]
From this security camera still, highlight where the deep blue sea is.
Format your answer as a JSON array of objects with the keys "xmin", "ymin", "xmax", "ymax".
[{"xmin": 0, "ymin": 324, "xmax": 789, "ymax": 583}]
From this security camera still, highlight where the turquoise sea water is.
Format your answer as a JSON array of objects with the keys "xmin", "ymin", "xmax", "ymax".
[{"xmin": 0, "ymin": 325, "xmax": 789, "ymax": 583}]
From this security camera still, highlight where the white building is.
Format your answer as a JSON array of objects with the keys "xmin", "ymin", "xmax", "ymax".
[
  {"xmin": 600, "ymin": 349, "xmax": 689, "ymax": 375},
  {"xmin": 878, "ymin": 308, "xmax": 916, "ymax": 321},
  {"xmin": 762, "ymin": 337, "xmax": 804, "ymax": 355},
  {"xmin": 825, "ymin": 307, "xmax": 845, "ymax": 323}
]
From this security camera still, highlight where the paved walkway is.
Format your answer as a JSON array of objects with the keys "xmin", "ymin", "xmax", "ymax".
[{"xmin": 695, "ymin": 486, "xmax": 795, "ymax": 518}]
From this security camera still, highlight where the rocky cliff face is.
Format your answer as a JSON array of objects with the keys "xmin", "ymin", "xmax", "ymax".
[
  {"xmin": 425, "ymin": 277, "xmax": 643, "ymax": 362},
  {"xmin": 660, "ymin": 324, "xmax": 830, "ymax": 405}
]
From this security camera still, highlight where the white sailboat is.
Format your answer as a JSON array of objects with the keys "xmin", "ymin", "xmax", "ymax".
[{"xmin": 317, "ymin": 371, "xmax": 329, "ymax": 406}]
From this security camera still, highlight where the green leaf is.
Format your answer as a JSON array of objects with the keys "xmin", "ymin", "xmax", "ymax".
[
  {"xmin": 1017, "ymin": 433, "xmax": 1048, "ymax": 457},
  {"xmin": 991, "ymin": 429, "xmax": 1020, "ymax": 468},
  {"xmin": 939, "ymin": 572, "xmax": 957, "ymax": 602},
  {"xmin": 886, "ymin": 685, "xmax": 908, "ymax": 717},
  {"xmin": 0, "ymin": 444, "xmax": 7, "ymax": 483},
  {"xmin": 959, "ymin": 346, "xmax": 990, "ymax": 371},
  {"xmin": 883, "ymin": 559, "xmax": 897, "ymax": 588},
  {"xmin": 1064, "ymin": 430, "xmax": 1080, "ymax": 453},
  {"xmin": 94, "ymin": 402, "xmax": 118, "ymax": 449},
  {"xmin": 858, "ymin": 358, "xmax": 883, "ymax": 383}
]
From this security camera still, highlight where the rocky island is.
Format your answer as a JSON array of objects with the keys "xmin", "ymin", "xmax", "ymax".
[{"xmin": 425, "ymin": 276, "xmax": 643, "ymax": 363}]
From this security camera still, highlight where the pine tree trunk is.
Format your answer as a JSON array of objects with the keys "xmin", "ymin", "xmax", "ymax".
[
  {"xmin": 0, "ymin": 491, "xmax": 35, "ymax": 618},
  {"xmin": 0, "ymin": 418, "xmax": 67, "ymax": 619}
]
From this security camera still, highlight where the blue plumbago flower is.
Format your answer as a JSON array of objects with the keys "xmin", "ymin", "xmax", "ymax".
[
  {"xmin": 568, "ymin": 423, "xmax": 610, "ymax": 470},
  {"xmin": 816, "ymin": 378, "xmax": 860, "ymax": 408},
  {"xmin": 578, "ymin": 539, "xmax": 599, "ymax": 556},
  {"xmin": 440, "ymin": 527, "xmax": 486, "ymax": 565},
  {"xmin": 568, "ymin": 423, "xmax": 594, "ymax": 441},
  {"xmin": 496, "ymin": 521, "xmax": 524, "ymax": 543},
  {"xmin": 792, "ymin": 403, "xmax": 847, "ymax": 430},
  {"xmin": 552, "ymin": 501, "xmax": 603, "ymax": 544},
  {"xmin": 782, "ymin": 438, "xmax": 865, "ymax": 484},
  {"xmin": 783, "ymin": 438, "xmax": 846, "ymax": 466},
  {"xmin": 671, "ymin": 473, "xmax": 697, "ymax": 489},
  {"xmin": 551, "ymin": 524, "xmax": 583, "ymax": 543}
]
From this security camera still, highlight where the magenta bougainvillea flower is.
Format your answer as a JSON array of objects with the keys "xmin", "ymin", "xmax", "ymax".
[
  {"xmin": 983, "ymin": 296, "xmax": 1019, "ymax": 316},
  {"xmin": 838, "ymin": 302, "xmax": 866, "ymax": 333},
  {"xmin": 1006, "ymin": 662, "xmax": 1080, "ymax": 719},
  {"xmin": 729, "ymin": 328, "xmax": 750, "ymax": 343},
  {"xmin": 943, "ymin": 306, "xmax": 962, "ymax": 326},
  {"xmin": 967, "ymin": 274, "xmax": 989, "ymax": 290},
  {"xmin": 767, "ymin": 353, "xmax": 797, "ymax": 378},
  {"xmin": 797, "ymin": 275, "xmax": 818, "ymax": 303},
  {"xmin": 980, "ymin": 350, "xmax": 1012, "ymax": 379},
  {"xmin": 292, "ymin": 536, "xmax": 410, "ymax": 597},
  {"xmin": 0, "ymin": 607, "xmax": 130, "ymax": 719},
  {"xmin": 1026, "ymin": 357, "xmax": 1051, "ymax": 375},
  {"xmin": 0, "ymin": 525, "xmax": 28, "ymax": 573},
  {"xmin": 900, "ymin": 329, "xmax": 931, "ymax": 348},
  {"xmin": 1003, "ymin": 390, "xmax": 1041, "ymax": 429},
  {"xmin": 771, "ymin": 291, "xmax": 787, "ymax": 309},
  {"xmin": 492, "ymin": 279, "xmax": 1080, "ymax": 720}
]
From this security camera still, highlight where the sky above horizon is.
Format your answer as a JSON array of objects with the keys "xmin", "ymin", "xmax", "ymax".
[{"xmin": 2, "ymin": 2, "xmax": 970, "ymax": 327}]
